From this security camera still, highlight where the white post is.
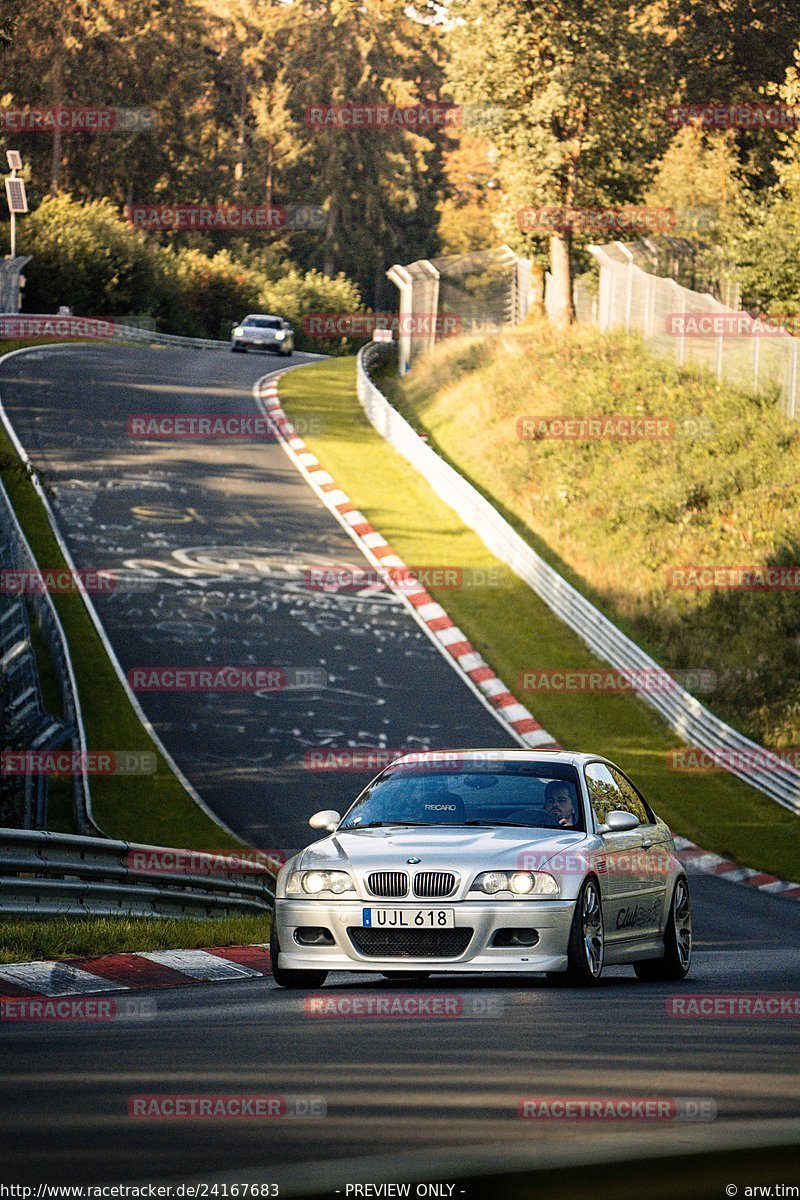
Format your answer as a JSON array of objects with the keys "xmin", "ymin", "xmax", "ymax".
[
  {"xmin": 789, "ymin": 340, "xmax": 798, "ymax": 420},
  {"xmin": 386, "ymin": 264, "xmax": 414, "ymax": 376},
  {"xmin": 753, "ymin": 335, "xmax": 760, "ymax": 390}
]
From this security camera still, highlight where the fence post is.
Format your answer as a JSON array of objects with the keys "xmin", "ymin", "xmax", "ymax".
[
  {"xmin": 386, "ymin": 264, "xmax": 413, "ymax": 375},
  {"xmin": 673, "ymin": 282, "xmax": 687, "ymax": 367},
  {"xmin": 789, "ymin": 340, "xmax": 798, "ymax": 420},
  {"xmin": 752, "ymin": 334, "xmax": 760, "ymax": 391}
]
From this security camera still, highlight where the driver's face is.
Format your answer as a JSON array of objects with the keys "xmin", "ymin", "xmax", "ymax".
[{"xmin": 545, "ymin": 786, "xmax": 575, "ymax": 824}]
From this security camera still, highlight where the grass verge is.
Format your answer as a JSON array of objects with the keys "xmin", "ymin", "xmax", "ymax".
[
  {"xmin": 0, "ymin": 914, "xmax": 269, "ymax": 964},
  {"xmin": 278, "ymin": 356, "xmax": 800, "ymax": 880},
  {"xmin": 0, "ymin": 342, "xmax": 240, "ymax": 848}
]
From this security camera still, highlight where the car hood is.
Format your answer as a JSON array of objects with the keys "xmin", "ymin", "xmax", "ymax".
[{"xmin": 289, "ymin": 826, "xmax": 588, "ymax": 873}]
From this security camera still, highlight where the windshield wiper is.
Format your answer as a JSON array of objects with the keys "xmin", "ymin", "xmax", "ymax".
[{"xmin": 341, "ymin": 821, "xmax": 447, "ymax": 830}]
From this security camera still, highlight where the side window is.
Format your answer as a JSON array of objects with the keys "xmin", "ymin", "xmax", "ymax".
[
  {"xmin": 609, "ymin": 767, "xmax": 651, "ymax": 825},
  {"xmin": 584, "ymin": 762, "xmax": 626, "ymax": 826}
]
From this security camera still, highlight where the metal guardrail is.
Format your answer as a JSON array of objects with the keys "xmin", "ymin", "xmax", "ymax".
[
  {"xmin": 111, "ymin": 323, "xmax": 228, "ymax": 351},
  {"xmin": 0, "ymin": 481, "xmax": 91, "ymax": 832},
  {"xmin": 0, "ymin": 829, "xmax": 276, "ymax": 919},
  {"xmin": 356, "ymin": 343, "xmax": 800, "ymax": 815}
]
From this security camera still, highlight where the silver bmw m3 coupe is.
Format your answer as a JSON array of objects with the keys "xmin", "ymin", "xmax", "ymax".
[{"xmin": 271, "ymin": 750, "xmax": 692, "ymax": 988}]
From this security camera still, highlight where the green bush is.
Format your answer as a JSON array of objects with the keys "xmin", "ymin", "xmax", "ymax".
[
  {"xmin": 16, "ymin": 193, "xmax": 365, "ymax": 348},
  {"xmin": 19, "ymin": 194, "xmax": 164, "ymax": 317}
]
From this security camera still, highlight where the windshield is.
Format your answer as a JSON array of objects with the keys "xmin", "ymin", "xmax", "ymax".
[
  {"xmin": 244, "ymin": 316, "xmax": 282, "ymax": 329},
  {"xmin": 339, "ymin": 760, "xmax": 584, "ymax": 831}
]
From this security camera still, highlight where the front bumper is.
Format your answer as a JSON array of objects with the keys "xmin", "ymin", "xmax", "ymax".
[
  {"xmin": 232, "ymin": 336, "xmax": 290, "ymax": 351},
  {"xmin": 274, "ymin": 898, "xmax": 575, "ymax": 974}
]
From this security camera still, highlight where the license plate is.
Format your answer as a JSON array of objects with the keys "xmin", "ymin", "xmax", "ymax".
[{"xmin": 362, "ymin": 908, "xmax": 455, "ymax": 929}]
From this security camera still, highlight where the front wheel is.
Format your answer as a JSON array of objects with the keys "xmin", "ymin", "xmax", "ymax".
[
  {"xmin": 231, "ymin": 344, "xmax": 246, "ymax": 353},
  {"xmin": 634, "ymin": 877, "xmax": 692, "ymax": 981},
  {"xmin": 270, "ymin": 926, "xmax": 327, "ymax": 989},
  {"xmin": 553, "ymin": 878, "xmax": 605, "ymax": 986}
]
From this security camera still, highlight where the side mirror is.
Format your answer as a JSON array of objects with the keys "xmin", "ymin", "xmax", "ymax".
[
  {"xmin": 599, "ymin": 810, "xmax": 640, "ymax": 834},
  {"xmin": 309, "ymin": 809, "xmax": 340, "ymax": 833}
]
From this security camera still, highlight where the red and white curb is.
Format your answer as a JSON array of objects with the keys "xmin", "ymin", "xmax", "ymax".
[
  {"xmin": 674, "ymin": 837, "xmax": 800, "ymax": 901},
  {"xmin": 0, "ymin": 846, "xmax": 798, "ymax": 997},
  {"xmin": 0, "ymin": 945, "xmax": 271, "ymax": 999},
  {"xmin": 254, "ymin": 372, "xmax": 558, "ymax": 751},
  {"xmin": 253, "ymin": 371, "xmax": 800, "ymax": 905}
]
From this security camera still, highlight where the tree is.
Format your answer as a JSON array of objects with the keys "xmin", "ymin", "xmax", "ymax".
[
  {"xmin": 273, "ymin": 0, "xmax": 448, "ymax": 306},
  {"xmin": 250, "ymin": 74, "xmax": 301, "ymax": 207},
  {"xmin": 643, "ymin": 125, "xmax": 745, "ymax": 242},
  {"xmin": 0, "ymin": 0, "xmax": 24, "ymax": 44},
  {"xmin": 445, "ymin": 0, "xmax": 677, "ymax": 326}
]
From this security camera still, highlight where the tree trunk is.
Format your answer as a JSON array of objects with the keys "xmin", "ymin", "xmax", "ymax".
[
  {"xmin": 50, "ymin": 53, "xmax": 64, "ymax": 193},
  {"xmin": 548, "ymin": 231, "xmax": 574, "ymax": 328},
  {"xmin": 323, "ymin": 202, "xmax": 337, "ymax": 277},
  {"xmin": 234, "ymin": 70, "xmax": 247, "ymax": 196}
]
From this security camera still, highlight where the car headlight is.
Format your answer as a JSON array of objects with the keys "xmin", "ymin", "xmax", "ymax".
[
  {"xmin": 233, "ymin": 327, "xmax": 245, "ymax": 336},
  {"xmin": 274, "ymin": 330, "xmax": 285, "ymax": 340},
  {"xmin": 286, "ymin": 870, "xmax": 355, "ymax": 896},
  {"xmin": 471, "ymin": 870, "xmax": 559, "ymax": 897}
]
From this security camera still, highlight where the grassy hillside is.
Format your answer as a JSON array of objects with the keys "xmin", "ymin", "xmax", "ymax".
[{"xmin": 383, "ymin": 322, "xmax": 800, "ymax": 752}]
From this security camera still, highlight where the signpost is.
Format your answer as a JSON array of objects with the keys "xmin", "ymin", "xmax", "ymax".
[{"xmin": 4, "ymin": 150, "xmax": 28, "ymax": 260}]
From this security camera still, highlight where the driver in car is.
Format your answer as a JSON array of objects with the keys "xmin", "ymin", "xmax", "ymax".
[{"xmin": 543, "ymin": 780, "xmax": 579, "ymax": 828}]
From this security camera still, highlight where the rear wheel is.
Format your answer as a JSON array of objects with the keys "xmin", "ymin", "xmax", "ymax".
[
  {"xmin": 634, "ymin": 877, "xmax": 692, "ymax": 981},
  {"xmin": 551, "ymin": 878, "xmax": 604, "ymax": 986},
  {"xmin": 269, "ymin": 926, "xmax": 327, "ymax": 989}
]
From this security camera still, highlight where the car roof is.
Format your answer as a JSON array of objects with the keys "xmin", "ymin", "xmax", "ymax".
[
  {"xmin": 388, "ymin": 749, "xmax": 611, "ymax": 769},
  {"xmin": 243, "ymin": 313, "xmax": 283, "ymax": 321}
]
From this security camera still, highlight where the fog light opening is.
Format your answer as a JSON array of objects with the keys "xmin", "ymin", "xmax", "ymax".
[
  {"xmin": 492, "ymin": 928, "xmax": 539, "ymax": 948},
  {"xmin": 294, "ymin": 926, "xmax": 335, "ymax": 946}
]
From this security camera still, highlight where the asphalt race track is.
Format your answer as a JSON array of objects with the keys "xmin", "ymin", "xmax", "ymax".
[
  {"xmin": 0, "ymin": 344, "xmax": 518, "ymax": 847},
  {"xmin": 0, "ymin": 876, "xmax": 799, "ymax": 1186},
  {"xmin": 0, "ymin": 346, "xmax": 798, "ymax": 1190}
]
